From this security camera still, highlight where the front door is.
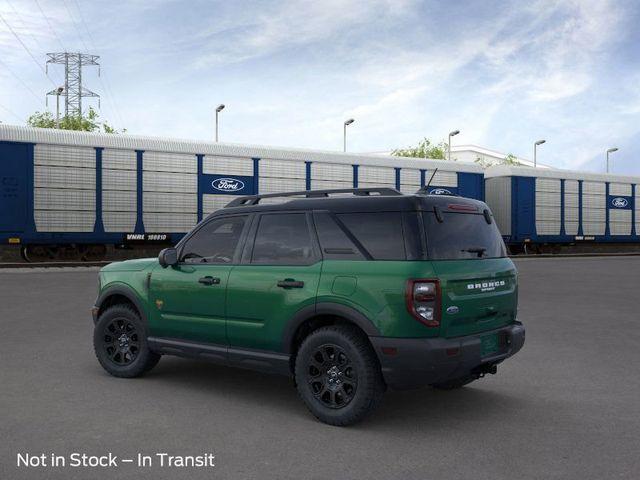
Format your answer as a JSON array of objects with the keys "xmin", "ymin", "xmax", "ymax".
[
  {"xmin": 149, "ymin": 214, "xmax": 250, "ymax": 344},
  {"xmin": 226, "ymin": 212, "xmax": 321, "ymax": 352}
]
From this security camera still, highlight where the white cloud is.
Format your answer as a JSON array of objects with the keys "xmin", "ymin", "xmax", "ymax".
[{"xmin": 1, "ymin": 0, "xmax": 638, "ymax": 176}]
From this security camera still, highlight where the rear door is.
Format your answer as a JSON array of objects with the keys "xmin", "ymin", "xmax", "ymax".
[
  {"xmin": 423, "ymin": 210, "xmax": 517, "ymax": 338},
  {"xmin": 225, "ymin": 212, "xmax": 321, "ymax": 352},
  {"xmin": 0, "ymin": 142, "xmax": 28, "ymax": 233}
]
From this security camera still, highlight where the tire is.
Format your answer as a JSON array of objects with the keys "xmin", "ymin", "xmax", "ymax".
[
  {"xmin": 93, "ymin": 304, "xmax": 161, "ymax": 378},
  {"xmin": 295, "ymin": 325, "xmax": 385, "ymax": 426},
  {"xmin": 431, "ymin": 375, "xmax": 475, "ymax": 390}
]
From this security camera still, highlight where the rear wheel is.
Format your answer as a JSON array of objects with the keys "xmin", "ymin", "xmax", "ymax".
[
  {"xmin": 93, "ymin": 304, "xmax": 160, "ymax": 377},
  {"xmin": 295, "ymin": 325, "xmax": 385, "ymax": 426}
]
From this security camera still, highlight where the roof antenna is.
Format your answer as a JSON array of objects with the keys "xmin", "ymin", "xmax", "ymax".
[{"xmin": 416, "ymin": 168, "xmax": 438, "ymax": 195}]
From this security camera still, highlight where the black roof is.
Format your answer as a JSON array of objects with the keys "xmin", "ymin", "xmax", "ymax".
[{"xmin": 207, "ymin": 188, "xmax": 489, "ymax": 218}]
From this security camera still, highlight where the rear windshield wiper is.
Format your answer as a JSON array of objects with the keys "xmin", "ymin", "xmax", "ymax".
[{"xmin": 461, "ymin": 247, "xmax": 487, "ymax": 258}]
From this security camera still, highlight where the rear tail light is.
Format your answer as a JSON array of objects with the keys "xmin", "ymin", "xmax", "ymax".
[{"xmin": 406, "ymin": 279, "xmax": 441, "ymax": 327}]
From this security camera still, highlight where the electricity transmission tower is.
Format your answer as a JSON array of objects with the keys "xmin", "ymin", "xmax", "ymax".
[{"xmin": 46, "ymin": 53, "xmax": 100, "ymax": 118}]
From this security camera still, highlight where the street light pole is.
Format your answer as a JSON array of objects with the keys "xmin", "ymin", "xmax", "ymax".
[
  {"xmin": 606, "ymin": 147, "xmax": 618, "ymax": 173},
  {"xmin": 448, "ymin": 130, "xmax": 460, "ymax": 161},
  {"xmin": 534, "ymin": 139, "xmax": 546, "ymax": 167},
  {"xmin": 343, "ymin": 118, "xmax": 354, "ymax": 152},
  {"xmin": 55, "ymin": 87, "xmax": 64, "ymax": 128},
  {"xmin": 215, "ymin": 104, "xmax": 225, "ymax": 142}
]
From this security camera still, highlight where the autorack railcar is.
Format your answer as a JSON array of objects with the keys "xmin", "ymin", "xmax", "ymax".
[
  {"xmin": 0, "ymin": 124, "xmax": 484, "ymax": 261},
  {"xmin": 485, "ymin": 165, "xmax": 640, "ymax": 253}
]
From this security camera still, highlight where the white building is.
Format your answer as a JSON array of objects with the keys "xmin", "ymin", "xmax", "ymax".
[
  {"xmin": 450, "ymin": 145, "xmax": 551, "ymax": 169},
  {"xmin": 366, "ymin": 145, "xmax": 551, "ymax": 169}
]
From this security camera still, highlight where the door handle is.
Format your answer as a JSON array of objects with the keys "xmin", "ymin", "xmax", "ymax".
[
  {"xmin": 198, "ymin": 276, "xmax": 220, "ymax": 286},
  {"xmin": 277, "ymin": 279, "xmax": 304, "ymax": 289}
]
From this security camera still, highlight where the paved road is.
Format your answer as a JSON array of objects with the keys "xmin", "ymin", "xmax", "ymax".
[{"xmin": 1, "ymin": 257, "xmax": 639, "ymax": 480}]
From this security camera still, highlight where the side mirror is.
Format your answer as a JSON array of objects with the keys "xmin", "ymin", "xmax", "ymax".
[{"xmin": 158, "ymin": 247, "xmax": 178, "ymax": 268}]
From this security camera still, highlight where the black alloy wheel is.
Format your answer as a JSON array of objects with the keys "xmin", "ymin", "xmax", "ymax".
[
  {"xmin": 295, "ymin": 325, "xmax": 385, "ymax": 426},
  {"xmin": 307, "ymin": 344, "xmax": 358, "ymax": 409},
  {"xmin": 102, "ymin": 317, "xmax": 140, "ymax": 366},
  {"xmin": 93, "ymin": 304, "xmax": 161, "ymax": 378}
]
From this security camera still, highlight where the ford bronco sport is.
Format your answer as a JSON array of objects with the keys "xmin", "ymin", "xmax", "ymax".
[{"xmin": 92, "ymin": 188, "xmax": 525, "ymax": 426}]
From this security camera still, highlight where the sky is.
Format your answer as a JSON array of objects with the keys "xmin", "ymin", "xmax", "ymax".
[{"xmin": 1, "ymin": 0, "xmax": 639, "ymax": 175}]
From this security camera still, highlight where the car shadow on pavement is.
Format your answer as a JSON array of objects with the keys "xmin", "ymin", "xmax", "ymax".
[{"xmin": 127, "ymin": 356, "xmax": 529, "ymax": 428}]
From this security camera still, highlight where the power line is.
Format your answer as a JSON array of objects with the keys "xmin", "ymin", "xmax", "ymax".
[
  {"xmin": 61, "ymin": 0, "xmax": 90, "ymax": 51},
  {"xmin": 69, "ymin": 0, "xmax": 126, "ymax": 127},
  {"xmin": 5, "ymin": 0, "xmax": 41, "ymax": 48},
  {"xmin": 0, "ymin": 102, "xmax": 24, "ymax": 122},
  {"xmin": 71, "ymin": 0, "xmax": 96, "ymax": 47},
  {"xmin": 4, "ymin": 0, "xmax": 65, "ymax": 86},
  {"xmin": 33, "ymin": 0, "xmax": 67, "ymax": 52},
  {"xmin": 0, "ymin": 57, "xmax": 43, "ymax": 103},
  {"xmin": 0, "ymin": 11, "xmax": 57, "ymax": 87}
]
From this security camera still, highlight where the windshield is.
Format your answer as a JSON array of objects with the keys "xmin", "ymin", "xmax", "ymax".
[{"xmin": 423, "ymin": 211, "xmax": 507, "ymax": 260}]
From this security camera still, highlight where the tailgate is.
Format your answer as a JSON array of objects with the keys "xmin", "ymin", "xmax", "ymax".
[{"xmin": 432, "ymin": 258, "xmax": 517, "ymax": 338}]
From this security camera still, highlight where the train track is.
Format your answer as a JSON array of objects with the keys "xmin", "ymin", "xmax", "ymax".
[
  {"xmin": 3, "ymin": 251, "xmax": 640, "ymax": 269},
  {"xmin": 512, "ymin": 252, "xmax": 640, "ymax": 259},
  {"xmin": 0, "ymin": 261, "xmax": 111, "ymax": 269}
]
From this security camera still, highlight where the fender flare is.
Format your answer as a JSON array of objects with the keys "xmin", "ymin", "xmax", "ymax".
[
  {"xmin": 94, "ymin": 284, "xmax": 149, "ymax": 325},
  {"xmin": 281, "ymin": 302, "xmax": 381, "ymax": 354}
]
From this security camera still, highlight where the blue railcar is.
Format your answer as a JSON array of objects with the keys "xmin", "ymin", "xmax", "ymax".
[
  {"xmin": 0, "ymin": 125, "xmax": 484, "ymax": 260},
  {"xmin": 485, "ymin": 165, "xmax": 640, "ymax": 252}
]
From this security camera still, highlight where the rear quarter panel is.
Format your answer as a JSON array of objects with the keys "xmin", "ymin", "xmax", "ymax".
[{"xmin": 318, "ymin": 260, "xmax": 441, "ymax": 338}]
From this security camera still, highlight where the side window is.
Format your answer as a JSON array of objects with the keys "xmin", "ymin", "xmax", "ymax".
[
  {"xmin": 337, "ymin": 212, "xmax": 406, "ymax": 260},
  {"xmin": 251, "ymin": 213, "xmax": 315, "ymax": 265},
  {"xmin": 180, "ymin": 215, "xmax": 247, "ymax": 264},
  {"xmin": 313, "ymin": 212, "xmax": 365, "ymax": 260}
]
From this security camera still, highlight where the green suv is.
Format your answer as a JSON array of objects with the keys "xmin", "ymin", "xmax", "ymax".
[{"xmin": 92, "ymin": 188, "xmax": 525, "ymax": 426}]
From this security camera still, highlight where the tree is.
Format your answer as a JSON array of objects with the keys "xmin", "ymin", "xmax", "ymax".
[
  {"xmin": 27, "ymin": 107, "xmax": 125, "ymax": 133},
  {"xmin": 475, "ymin": 152, "xmax": 522, "ymax": 168},
  {"xmin": 503, "ymin": 153, "xmax": 520, "ymax": 165},
  {"xmin": 392, "ymin": 138, "xmax": 449, "ymax": 160}
]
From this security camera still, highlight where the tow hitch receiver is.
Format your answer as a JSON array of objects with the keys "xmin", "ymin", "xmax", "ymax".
[{"xmin": 473, "ymin": 363, "xmax": 498, "ymax": 379}]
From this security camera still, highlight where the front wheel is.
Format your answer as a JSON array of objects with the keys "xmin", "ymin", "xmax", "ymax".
[
  {"xmin": 295, "ymin": 325, "xmax": 385, "ymax": 426},
  {"xmin": 93, "ymin": 304, "xmax": 160, "ymax": 378}
]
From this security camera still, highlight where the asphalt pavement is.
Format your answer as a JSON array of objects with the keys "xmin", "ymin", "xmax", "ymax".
[{"xmin": 1, "ymin": 257, "xmax": 639, "ymax": 479}]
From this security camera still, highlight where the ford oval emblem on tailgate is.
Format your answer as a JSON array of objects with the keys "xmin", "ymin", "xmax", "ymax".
[{"xmin": 446, "ymin": 306, "xmax": 459, "ymax": 315}]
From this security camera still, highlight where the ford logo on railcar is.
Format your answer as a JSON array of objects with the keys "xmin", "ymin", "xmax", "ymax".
[
  {"xmin": 611, "ymin": 197, "xmax": 628, "ymax": 208},
  {"xmin": 212, "ymin": 178, "xmax": 244, "ymax": 192},
  {"xmin": 430, "ymin": 188, "xmax": 452, "ymax": 195}
]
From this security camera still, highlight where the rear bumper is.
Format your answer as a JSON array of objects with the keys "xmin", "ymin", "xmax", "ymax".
[{"xmin": 370, "ymin": 322, "xmax": 525, "ymax": 390}]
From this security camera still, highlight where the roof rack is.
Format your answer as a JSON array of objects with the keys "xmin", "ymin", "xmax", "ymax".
[{"xmin": 225, "ymin": 187, "xmax": 403, "ymax": 207}]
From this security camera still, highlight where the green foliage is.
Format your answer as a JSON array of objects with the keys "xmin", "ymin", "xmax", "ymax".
[
  {"xmin": 503, "ymin": 153, "xmax": 520, "ymax": 165},
  {"xmin": 475, "ymin": 152, "xmax": 522, "ymax": 168},
  {"xmin": 27, "ymin": 107, "xmax": 125, "ymax": 134},
  {"xmin": 392, "ymin": 138, "xmax": 449, "ymax": 160}
]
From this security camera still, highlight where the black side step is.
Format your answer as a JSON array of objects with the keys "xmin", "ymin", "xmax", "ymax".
[{"xmin": 147, "ymin": 337, "xmax": 291, "ymax": 376}]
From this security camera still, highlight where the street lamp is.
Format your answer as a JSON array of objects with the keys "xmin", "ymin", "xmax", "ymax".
[
  {"xmin": 45, "ymin": 86, "xmax": 65, "ymax": 128},
  {"xmin": 448, "ymin": 130, "xmax": 460, "ymax": 161},
  {"xmin": 606, "ymin": 147, "xmax": 618, "ymax": 173},
  {"xmin": 343, "ymin": 118, "xmax": 354, "ymax": 152},
  {"xmin": 533, "ymin": 139, "xmax": 546, "ymax": 168},
  {"xmin": 215, "ymin": 104, "xmax": 225, "ymax": 142},
  {"xmin": 55, "ymin": 87, "xmax": 64, "ymax": 128}
]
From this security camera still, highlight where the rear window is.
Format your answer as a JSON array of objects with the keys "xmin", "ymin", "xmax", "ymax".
[
  {"xmin": 423, "ymin": 212, "xmax": 507, "ymax": 260},
  {"xmin": 337, "ymin": 212, "xmax": 406, "ymax": 260}
]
